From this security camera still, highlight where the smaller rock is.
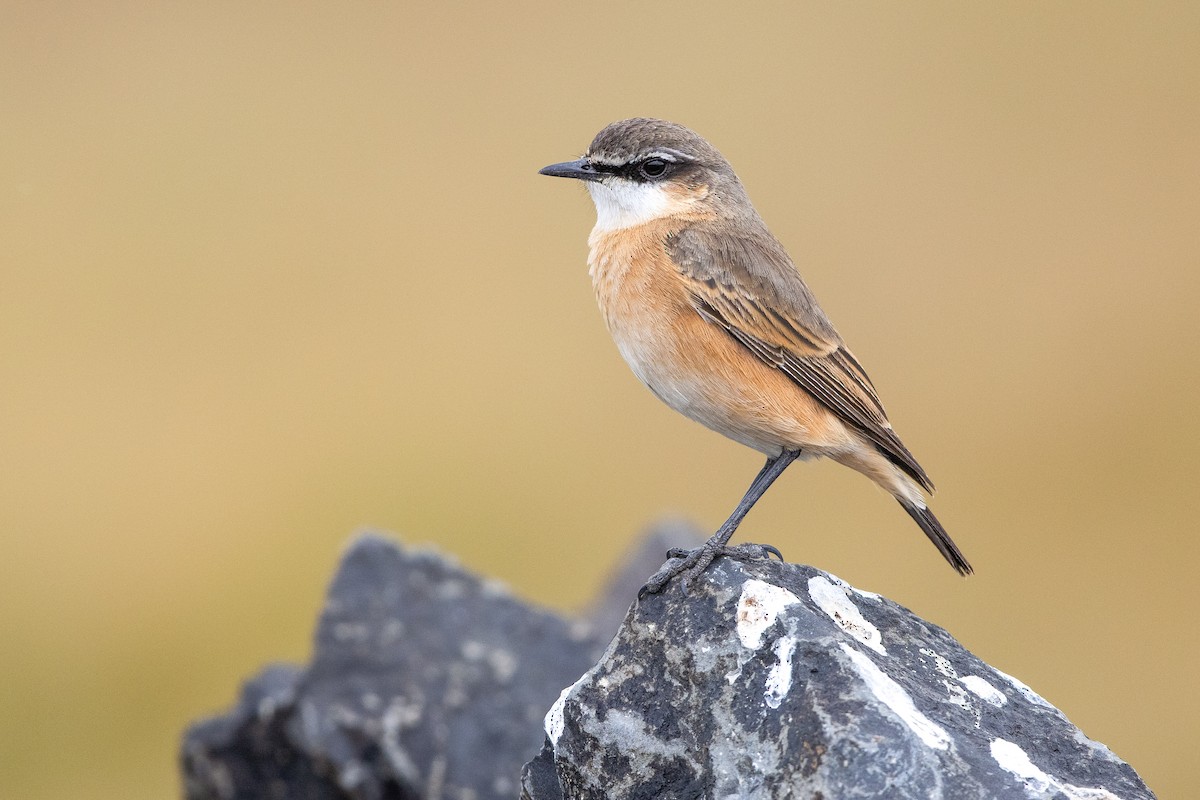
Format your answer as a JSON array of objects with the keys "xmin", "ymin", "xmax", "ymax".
[
  {"xmin": 182, "ymin": 534, "xmax": 606, "ymax": 800},
  {"xmin": 182, "ymin": 664, "xmax": 346, "ymax": 800}
]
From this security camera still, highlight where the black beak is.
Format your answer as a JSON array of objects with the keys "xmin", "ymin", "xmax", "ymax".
[{"xmin": 538, "ymin": 158, "xmax": 604, "ymax": 182}]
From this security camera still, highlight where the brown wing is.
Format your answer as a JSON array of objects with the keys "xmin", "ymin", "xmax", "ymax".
[{"xmin": 667, "ymin": 224, "xmax": 935, "ymax": 493}]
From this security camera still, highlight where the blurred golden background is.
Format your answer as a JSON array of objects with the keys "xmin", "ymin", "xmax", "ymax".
[{"xmin": 3, "ymin": 2, "xmax": 1197, "ymax": 797}]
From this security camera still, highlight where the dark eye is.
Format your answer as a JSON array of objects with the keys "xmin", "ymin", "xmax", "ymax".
[{"xmin": 640, "ymin": 158, "xmax": 668, "ymax": 178}]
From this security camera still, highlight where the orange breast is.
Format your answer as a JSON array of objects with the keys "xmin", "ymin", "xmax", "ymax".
[{"xmin": 587, "ymin": 222, "xmax": 856, "ymax": 457}]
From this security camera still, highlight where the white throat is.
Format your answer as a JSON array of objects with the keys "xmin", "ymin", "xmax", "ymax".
[{"xmin": 585, "ymin": 180, "xmax": 676, "ymax": 234}]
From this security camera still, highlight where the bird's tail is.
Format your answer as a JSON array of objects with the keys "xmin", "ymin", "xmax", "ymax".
[
  {"xmin": 899, "ymin": 501, "xmax": 973, "ymax": 576},
  {"xmin": 830, "ymin": 446, "xmax": 973, "ymax": 575}
]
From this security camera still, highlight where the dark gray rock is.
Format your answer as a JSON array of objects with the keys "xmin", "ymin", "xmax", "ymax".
[
  {"xmin": 181, "ymin": 664, "xmax": 349, "ymax": 800},
  {"xmin": 523, "ymin": 556, "xmax": 1155, "ymax": 800},
  {"xmin": 182, "ymin": 534, "xmax": 610, "ymax": 800}
]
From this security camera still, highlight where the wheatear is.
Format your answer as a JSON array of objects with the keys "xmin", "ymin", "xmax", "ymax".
[{"xmin": 539, "ymin": 118, "xmax": 971, "ymax": 593}]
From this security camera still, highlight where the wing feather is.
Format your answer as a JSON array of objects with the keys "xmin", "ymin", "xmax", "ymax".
[{"xmin": 669, "ymin": 225, "xmax": 934, "ymax": 493}]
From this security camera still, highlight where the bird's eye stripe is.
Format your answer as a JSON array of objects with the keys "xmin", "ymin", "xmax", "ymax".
[{"xmin": 584, "ymin": 155, "xmax": 691, "ymax": 182}]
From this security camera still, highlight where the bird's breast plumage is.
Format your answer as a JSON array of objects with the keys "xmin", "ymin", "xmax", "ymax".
[
  {"xmin": 588, "ymin": 221, "xmax": 695, "ymax": 408},
  {"xmin": 586, "ymin": 221, "xmax": 857, "ymax": 457}
]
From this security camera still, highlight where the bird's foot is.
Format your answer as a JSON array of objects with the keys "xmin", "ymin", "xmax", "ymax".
[{"xmin": 639, "ymin": 542, "xmax": 784, "ymax": 598}]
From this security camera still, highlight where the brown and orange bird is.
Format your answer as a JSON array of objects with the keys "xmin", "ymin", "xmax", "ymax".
[{"xmin": 539, "ymin": 118, "xmax": 971, "ymax": 593}]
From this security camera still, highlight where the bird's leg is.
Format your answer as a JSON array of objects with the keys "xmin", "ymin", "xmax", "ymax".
[{"xmin": 641, "ymin": 449, "xmax": 801, "ymax": 596}]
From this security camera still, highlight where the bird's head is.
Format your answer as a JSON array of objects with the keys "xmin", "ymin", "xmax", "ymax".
[{"xmin": 539, "ymin": 118, "xmax": 751, "ymax": 232}]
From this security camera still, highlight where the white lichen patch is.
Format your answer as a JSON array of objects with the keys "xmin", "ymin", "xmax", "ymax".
[
  {"xmin": 736, "ymin": 580, "xmax": 800, "ymax": 650},
  {"xmin": 544, "ymin": 686, "xmax": 570, "ymax": 745},
  {"xmin": 544, "ymin": 673, "xmax": 589, "ymax": 746},
  {"xmin": 944, "ymin": 679, "xmax": 973, "ymax": 713},
  {"xmin": 827, "ymin": 573, "xmax": 884, "ymax": 601},
  {"xmin": 1072, "ymin": 729, "xmax": 1124, "ymax": 763},
  {"xmin": 990, "ymin": 739, "xmax": 1124, "ymax": 799},
  {"xmin": 920, "ymin": 647, "xmax": 956, "ymax": 678},
  {"xmin": 764, "ymin": 636, "xmax": 798, "ymax": 709},
  {"xmin": 381, "ymin": 698, "xmax": 423, "ymax": 781},
  {"xmin": 840, "ymin": 644, "xmax": 951, "ymax": 750},
  {"xmin": 333, "ymin": 621, "xmax": 370, "ymax": 644},
  {"xmin": 994, "ymin": 668, "xmax": 1055, "ymax": 709},
  {"xmin": 460, "ymin": 640, "xmax": 519, "ymax": 684},
  {"xmin": 809, "ymin": 576, "xmax": 886, "ymax": 655},
  {"xmin": 961, "ymin": 675, "xmax": 1008, "ymax": 707},
  {"xmin": 918, "ymin": 646, "xmax": 976, "ymax": 711},
  {"xmin": 594, "ymin": 708, "xmax": 689, "ymax": 760}
]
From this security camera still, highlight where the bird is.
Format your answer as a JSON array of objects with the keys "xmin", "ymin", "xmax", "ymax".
[{"xmin": 538, "ymin": 118, "xmax": 971, "ymax": 594}]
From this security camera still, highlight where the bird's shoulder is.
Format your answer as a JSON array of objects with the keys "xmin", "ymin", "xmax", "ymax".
[{"xmin": 665, "ymin": 220, "xmax": 843, "ymax": 358}]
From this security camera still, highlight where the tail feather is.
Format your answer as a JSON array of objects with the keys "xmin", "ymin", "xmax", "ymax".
[{"xmin": 900, "ymin": 501, "xmax": 973, "ymax": 576}]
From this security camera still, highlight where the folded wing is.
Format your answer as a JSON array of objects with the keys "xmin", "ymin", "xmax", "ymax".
[{"xmin": 668, "ymin": 224, "xmax": 934, "ymax": 493}]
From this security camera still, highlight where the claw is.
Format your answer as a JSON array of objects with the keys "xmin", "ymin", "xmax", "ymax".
[{"xmin": 640, "ymin": 541, "xmax": 783, "ymax": 596}]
